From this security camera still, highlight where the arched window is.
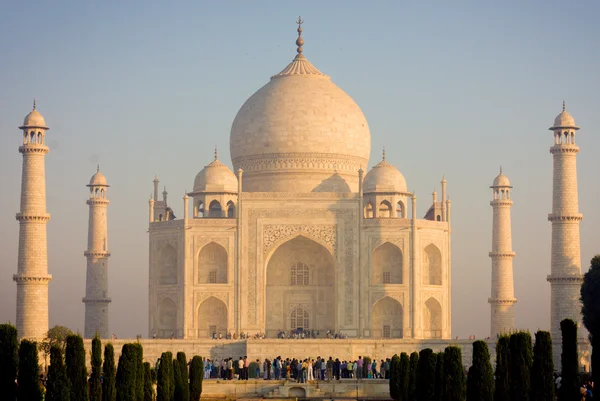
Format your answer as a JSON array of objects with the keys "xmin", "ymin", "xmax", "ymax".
[
  {"xmin": 290, "ymin": 262, "xmax": 309, "ymax": 286},
  {"xmin": 290, "ymin": 307, "xmax": 309, "ymax": 330},
  {"xmin": 208, "ymin": 200, "xmax": 222, "ymax": 218},
  {"xmin": 365, "ymin": 203, "xmax": 374, "ymax": 218},
  {"xmin": 159, "ymin": 245, "xmax": 177, "ymax": 285},
  {"xmin": 372, "ymin": 242, "xmax": 403, "ymax": 284},
  {"xmin": 30, "ymin": 132, "xmax": 35, "ymax": 144},
  {"xmin": 422, "ymin": 244, "xmax": 442, "ymax": 285},
  {"xmin": 423, "ymin": 297, "xmax": 442, "ymax": 339},
  {"xmin": 436, "ymin": 215, "xmax": 441, "ymax": 221},
  {"xmin": 226, "ymin": 201, "xmax": 235, "ymax": 218},
  {"xmin": 198, "ymin": 242, "xmax": 227, "ymax": 284},
  {"xmin": 197, "ymin": 202, "xmax": 204, "ymax": 218},
  {"xmin": 379, "ymin": 201, "xmax": 392, "ymax": 218},
  {"xmin": 396, "ymin": 201, "xmax": 405, "ymax": 218},
  {"xmin": 37, "ymin": 132, "xmax": 42, "ymax": 144},
  {"xmin": 100, "ymin": 189, "xmax": 105, "ymax": 198}
]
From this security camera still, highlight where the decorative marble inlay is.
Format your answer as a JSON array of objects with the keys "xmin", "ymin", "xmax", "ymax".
[{"xmin": 263, "ymin": 224, "xmax": 336, "ymax": 254}]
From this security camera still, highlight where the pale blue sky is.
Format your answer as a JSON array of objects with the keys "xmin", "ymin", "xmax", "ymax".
[{"xmin": 0, "ymin": 1, "xmax": 598, "ymax": 338}]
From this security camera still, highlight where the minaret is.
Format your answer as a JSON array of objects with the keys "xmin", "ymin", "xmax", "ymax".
[
  {"xmin": 14, "ymin": 100, "xmax": 52, "ymax": 340},
  {"xmin": 547, "ymin": 102, "xmax": 583, "ymax": 344},
  {"xmin": 489, "ymin": 167, "xmax": 517, "ymax": 338},
  {"xmin": 83, "ymin": 166, "xmax": 111, "ymax": 338}
]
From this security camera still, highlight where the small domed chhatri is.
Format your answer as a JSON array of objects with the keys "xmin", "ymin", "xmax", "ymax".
[
  {"xmin": 20, "ymin": 99, "xmax": 48, "ymax": 129},
  {"xmin": 192, "ymin": 149, "xmax": 238, "ymax": 193},
  {"xmin": 230, "ymin": 17, "xmax": 371, "ymax": 192},
  {"xmin": 88, "ymin": 165, "xmax": 109, "ymax": 187},
  {"xmin": 363, "ymin": 148, "xmax": 408, "ymax": 193},
  {"xmin": 491, "ymin": 167, "xmax": 511, "ymax": 188},
  {"xmin": 551, "ymin": 101, "xmax": 579, "ymax": 129}
]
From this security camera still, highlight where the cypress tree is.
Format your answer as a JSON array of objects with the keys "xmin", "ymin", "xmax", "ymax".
[
  {"xmin": 558, "ymin": 319, "xmax": 579, "ymax": 401},
  {"xmin": 509, "ymin": 332, "xmax": 533, "ymax": 401},
  {"xmin": 443, "ymin": 346, "xmax": 466, "ymax": 401},
  {"xmin": 46, "ymin": 345, "xmax": 71, "ymax": 401},
  {"xmin": 399, "ymin": 353, "xmax": 410, "ymax": 401},
  {"xmin": 90, "ymin": 335, "xmax": 103, "ymax": 401},
  {"xmin": 417, "ymin": 349, "xmax": 436, "ymax": 401},
  {"xmin": 408, "ymin": 351, "xmax": 419, "ymax": 401},
  {"xmin": 466, "ymin": 341, "xmax": 494, "ymax": 401},
  {"xmin": 157, "ymin": 352, "xmax": 174, "ymax": 401},
  {"xmin": 389, "ymin": 354, "xmax": 401, "ymax": 400},
  {"xmin": 173, "ymin": 358, "xmax": 184, "ymax": 401},
  {"xmin": 116, "ymin": 343, "xmax": 138, "ymax": 401},
  {"xmin": 17, "ymin": 339, "xmax": 43, "ymax": 401},
  {"xmin": 434, "ymin": 351, "xmax": 445, "ymax": 401},
  {"xmin": 581, "ymin": 255, "xmax": 600, "ymax": 383},
  {"xmin": 134, "ymin": 343, "xmax": 144, "ymax": 401},
  {"xmin": 189, "ymin": 356, "xmax": 203, "ymax": 401},
  {"xmin": 494, "ymin": 335, "xmax": 510, "ymax": 401},
  {"xmin": 102, "ymin": 343, "xmax": 116, "ymax": 401},
  {"xmin": 177, "ymin": 352, "xmax": 190, "ymax": 401},
  {"xmin": 530, "ymin": 330, "xmax": 554, "ymax": 401},
  {"xmin": 144, "ymin": 362, "xmax": 154, "ymax": 401},
  {"xmin": 0, "ymin": 324, "xmax": 18, "ymax": 400},
  {"xmin": 66, "ymin": 334, "xmax": 89, "ymax": 401}
]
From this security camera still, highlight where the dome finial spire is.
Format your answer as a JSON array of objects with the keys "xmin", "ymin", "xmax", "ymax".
[
  {"xmin": 97, "ymin": 164, "xmax": 100, "ymax": 173},
  {"xmin": 295, "ymin": 16, "xmax": 304, "ymax": 55},
  {"xmin": 33, "ymin": 98, "xmax": 36, "ymax": 110},
  {"xmin": 214, "ymin": 145, "xmax": 218, "ymax": 161},
  {"xmin": 563, "ymin": 100, "xmax": 566, "ymax": 112},
  {"xmin": 500, "ymin": 165, "xmax": 502, "ymax": 174},
  {"xmin": 382, "ymin": 146, "xmax": 386, "ymax": 161}
]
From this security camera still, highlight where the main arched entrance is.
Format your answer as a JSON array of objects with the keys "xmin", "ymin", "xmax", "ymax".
[{"xmin": 265, "ymin": 235, "xmax": 336, "ymax": 337}]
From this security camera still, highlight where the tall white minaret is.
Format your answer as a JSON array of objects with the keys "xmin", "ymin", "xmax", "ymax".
[
  {"xmin": 547, "ymin": 102, "xmax": 583, "ymax": 345},
  {"xmin": 14, "ymin": 101, "xmax": 52, "ymax": 340},
  {"xmin": 489, "ymin": 168, "xmax": 517, "ymax": 338},
  {"xmin": 83, "ymin": 166, "xmax": 111, "ymax": 338}
]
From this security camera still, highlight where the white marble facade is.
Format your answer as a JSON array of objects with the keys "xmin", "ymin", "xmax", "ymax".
[{"xmin": 148, "ymin": 27, "xmax": 451, "ymax": 340}]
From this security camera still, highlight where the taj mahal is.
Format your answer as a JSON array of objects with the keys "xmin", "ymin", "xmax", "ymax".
[{"xmin": 11, "ymin": 20, "xmax": 587, "ymax": 368}]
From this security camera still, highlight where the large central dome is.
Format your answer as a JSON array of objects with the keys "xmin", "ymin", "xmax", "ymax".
[{"xmin": 230, "ymin": 25, "xmax": 371, "ymax": 192}]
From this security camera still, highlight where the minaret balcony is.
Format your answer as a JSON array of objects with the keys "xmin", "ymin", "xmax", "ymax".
[
  {"xmin": 18, "ymin": 145, "xmax": 49, "ymax": 154},
  {"xmin": 488, "ymin": 251, "xmax": 515, "ymax": 258},
  {"xmin": 549, "ymin": 144, "xmax": 579, "ymax": 154},
  {"xmin": 13, "ymin": 274, "xmax": 52, "ymax": 283},
  {"xmin": 82, "ymin": 297, "xmax": 112, "ymax": 304},
  {"xmin": 488, "ymin": 298, "xmax": 517, "ymax": 305},
  {"xmin": 15, "ymin": 213, "xmax": 50, "ymax": 222},
  {"xmin": 546, "ymin": 274, "xmax": 583, "ymax": 284},
  {"xmin": 84, "ymin": 250, "xmax": 111, "ymax": 258},
  {"xmin": 547, "ymin": 213, "xmax": 583, "ymax": 222}
]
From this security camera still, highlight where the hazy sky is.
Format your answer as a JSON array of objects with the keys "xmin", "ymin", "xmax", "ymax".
[{"xmin": 0, "ymin": 1, "xmax": 598, "ymax": 339}]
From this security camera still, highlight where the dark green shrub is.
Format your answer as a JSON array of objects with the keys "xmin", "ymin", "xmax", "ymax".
[
  {"xmin": 157, "ymin": 352, "xmax": 174, "ymax": 401},
  {"xmin": 389, "ymin": 354, "xmax": 401, "ymax": 400},
  {"xmin": 248, "ymin": 361, "xmax": 259, "ymax": 379},
  {"xmin": 466, "ymin": 341, "xmax": 493, "ymax": 401},
  {"xmin": 530, "ymin": 330, "xmax": 554, "ymax": 401},
  {"xmin": 443, "ymin": 346, "xmax": 465, "ymax": 401},
  {"xmin": 494, "ymin": 335, "xmax": 510, "ymax": 401},
  {"xmin": 581, "ymin": 255, "xmax": 600, "ymax": 383},
  {"xmin": 558, "ymin": 319, "xmax": 579, "ymax": 401},
  {"xmin": 509, "ymin": 332, "xmax": 533, "ymax": 401},
  {"xmin": 116, "ymin": 343, "xmax": 138, "ymax": 401},
  {"xmin": 434, "ymin": 351, "xmax": 445, "ymax": 401},
  {"xmin": 66, "ymin": 334, "xmax": 89, "ymax": 401},
  {"xmin": 0, "ymin": 324, "xmax": 18, "ymax": 400},
  {"xmin": 400, "ymin": 353, "xmax": 410, "ymax": 401},
  {"xmin": 144, "ymin": 362, "xmax": 154, "ymax": 401},
  {"xmin": 417, "ymin": 349, "xmax": 436, "ymax": 401},
  {"xmin": 177, "ymin": 352, "xmax": 190, "ymax": 401},
  {"xmin": 17, "ymin": 339, "xmax": 43, "ymax": 401},
  {"xmin": 46, "ymin": 345, "xmax": 71, "ymax": 401},
  {"xmin": 102, "ymin": 343, "xmax": 116, "ymax": 401},
  {"xmin": 408, "ymin": 351, "xmax": 419, "ymax": 401},
  {"xmin": 90, "ymin": 335, "xmax": 103, "ymax": 401},
  {"xmin": 133, "ymin": 343, "xmax": 144, "ymax": 401},
  {"xmin": 189, "ymin": 356, "xmax": 203, "ymax": 401}
]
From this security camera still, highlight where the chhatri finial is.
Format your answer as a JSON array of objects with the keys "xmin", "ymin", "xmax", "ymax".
[
  {"xmin": 296, "ymin": 16, "xmax": 304, "ymax": 55},
  {"xmin": 33, "ymin": 98, "xmax": 36, "ymax": 110},
  {"xmin": 214, "ymin": 145, "xmax": 218, "ymax": 161},
  {"xmin": 97, "ymin": 164, "xmax": 100, "ymax": 173},
  {"xmin": 382, "ymin": 146, "xmax": 386, "ymax": 161},
  {"xmin": 562, "ymin": 100, "xmax": 566, "ymax": 112},
  {"xmin": 500, "ymin": 165, "xmax": 502, "ymax": 174}
]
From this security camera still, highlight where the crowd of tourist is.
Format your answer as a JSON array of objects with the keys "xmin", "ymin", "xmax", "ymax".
[{"xmin": 202, "ymin": 356, "xmax": 390, "ymax": 381}]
